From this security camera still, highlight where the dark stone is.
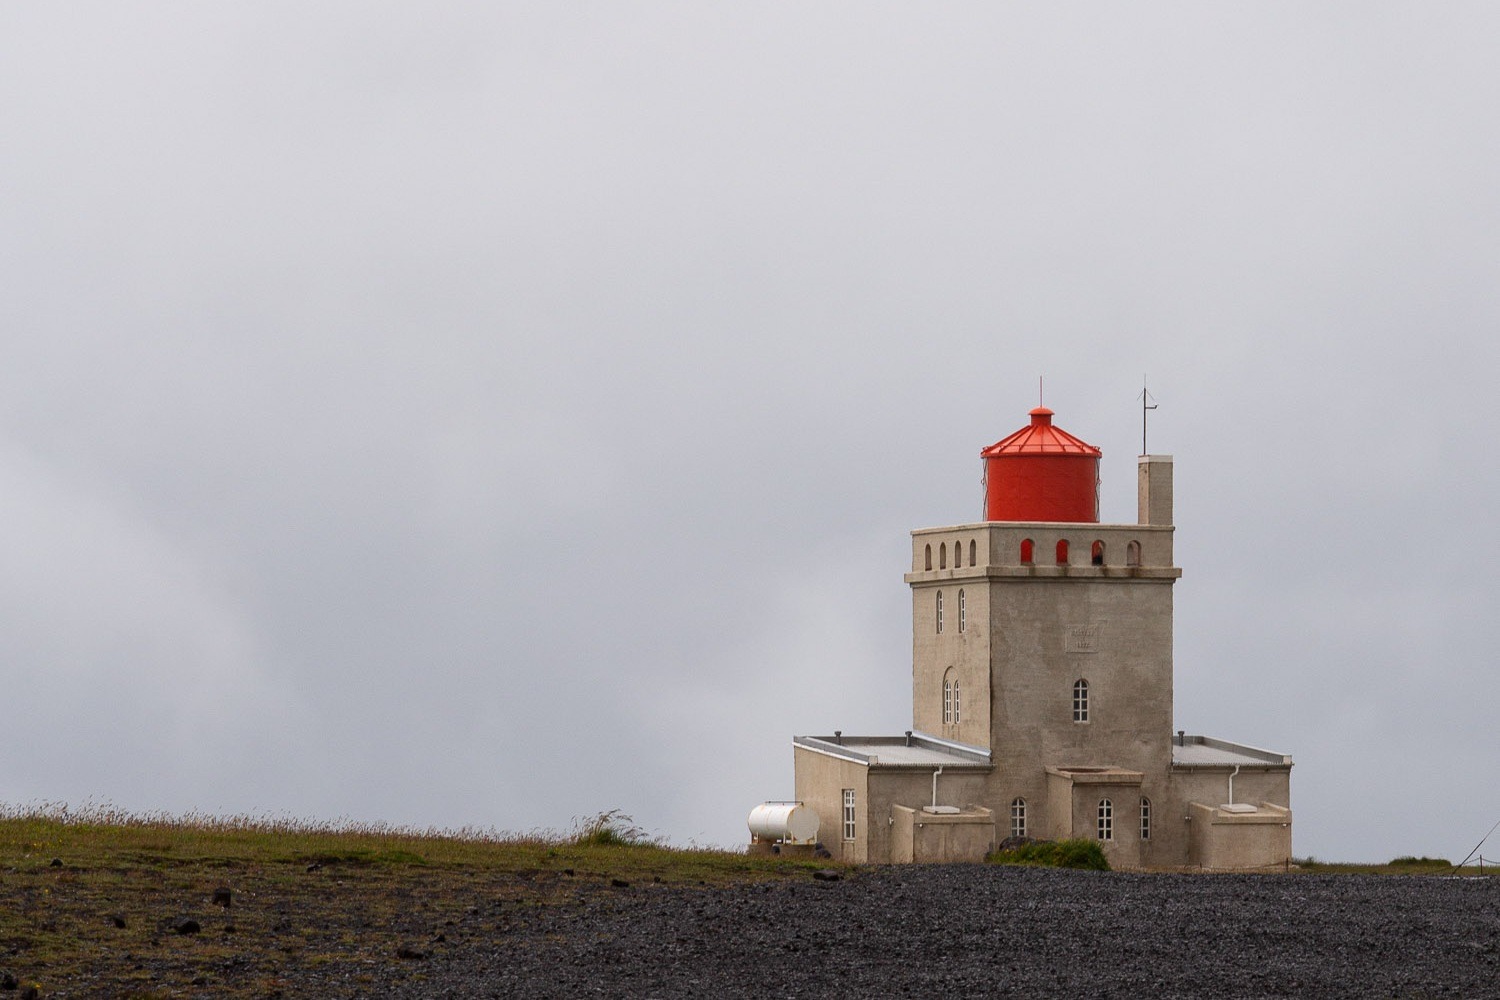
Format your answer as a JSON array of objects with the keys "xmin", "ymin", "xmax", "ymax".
[
  {"xmin": 396, "ymin": 944, "xmax": 427, "ymax": 961},
  {"xmin": 611, "ymin": 879, "xmax": 630, "ymax": 888},
  {"xmin": 211, "ymin": 887, "xmax": 232, "ymax": 908},
  {"xmin": 996, "ymin": 835, "xmax": 1037, "ymax": 852},
  {"xmin": 191, "ymin": 976, "xmax": 208, "ymax": 986},
  {"xmin": 0, "ymin": 972, "xmax": 17, "ymax": 989},
  {"xmin": 812, "ymin": 869, "xmax": 843, "ymax": 882},
  {"xmin": 814, "ymin": 847, "xmax": 833, "ymax": 859},
  {"xmin": 562, "ymin": 868, "xmax": 574, "ymax": 876},
  {"xmin": 47, "ymin": 859, "xmax": 61, "ymax": 868},
  {"xmin": 18, "ymin": 987, "xmax": 36, "ymax": 1000},
  {"xmin": 305, "ymin": 863, "xmax": 322, "ymax": 873},
  {"xmin": 109, "ymin": 915, "xmax": 126, "ymax": 929},
  {"xmin": 173, "ymin": 918, "xmax": 201, "ymax": 935},
  {"xmin": 223, "ymin": 925, "xmax": 236, "ymax": 934}
]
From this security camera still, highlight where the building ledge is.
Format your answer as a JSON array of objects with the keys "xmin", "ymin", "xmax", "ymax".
[
  {"xmin": 793, "ymin": 733, "xmax": 991, "ymax": 769},
  {"xmin": 1044, "ymin": 765, "xmax": 1144, "ymax": 785},
  {"xmin": 1172, "ymin": 735, "xmax": 1293, "ymax": 769}
]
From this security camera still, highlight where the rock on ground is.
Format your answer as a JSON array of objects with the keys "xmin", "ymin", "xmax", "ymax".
[{"xmin": 422, "ymin": 866, "xmax": 1499, "ymax": 998}]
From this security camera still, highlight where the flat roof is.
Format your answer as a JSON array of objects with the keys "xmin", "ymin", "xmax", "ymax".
[
  {"xmin": 793, "ymin": 733, "xmax": 991, "ymax": 769},
  {"xmin": 1172, "ymin": 735, "xmax": 1292, "ymax": 768}
]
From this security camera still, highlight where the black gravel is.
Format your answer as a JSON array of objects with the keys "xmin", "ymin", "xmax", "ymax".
[{"xmin": 422, "ymin": 866, "xmax": 1500, "ymax": 998}]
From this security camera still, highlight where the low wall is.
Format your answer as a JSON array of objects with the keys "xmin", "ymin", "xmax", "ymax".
[
  {"xmin": 891, "ymin": 805, "xmax": 995, "ymax": 863},
  {"xmin": 1187, "ymin": 802, "xmax": 1292, "ymax": 869}
]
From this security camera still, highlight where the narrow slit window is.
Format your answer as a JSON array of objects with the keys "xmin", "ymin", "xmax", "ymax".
[
  {"xmin": 1141, "ymin": 797, "xmax": 1152, "ymax": 841},
  {"xmin": 958, "ymin": 589, "xmax": 966, "ymax": 633},
  {"xmin": 842, "ymin": 789, "xmax": 856, "ymax": 841},
  {"xmin": 925, "ymin": 544, "xmax": 933, "ymax": 571},
  {"xmin": 940, "ymin": 543, "xmax": 947, "ymax": 569},
  {"xmin": 1091, "ymin": 540, "xmax": 1105, "ymax": 566},
  {"xmin": 935, "ymin": 591, "xmax": 944, "ymax": 634},
  {"xmin": 942, "ymin": 668, "xmax": 961, "ymax": 725},
  {"xmin": 1020, "ymin": 539, "xmax": 1034, "ymax": 564},
  {"xmin": 1056, "ymin": 539, "xmax": 1070, "ymax": 565},
  {"xmin": 1126, "ymin": 540, "xmax": 1142, "ymax": 567},
  {"xmin": 954, "ymin": 539, "xmax": 962, "ymax": 567},
  {"xmin": 969, "ymin": 540, "xmax": 977, "ymax": 565}
]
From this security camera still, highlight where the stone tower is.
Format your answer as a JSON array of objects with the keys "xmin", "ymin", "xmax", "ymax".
[{"xmin": 787, "ymin": 405, "xmax": 1291, "ymax": 868}]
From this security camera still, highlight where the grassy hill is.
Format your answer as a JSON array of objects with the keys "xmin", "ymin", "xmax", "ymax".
[
  {"xmin": 1, "ymin": 805, "xmax": 1491, "ymax": 997},
  {"xmin": 0, "ymin": 806, "xmax": 826, "ymax": 998}
]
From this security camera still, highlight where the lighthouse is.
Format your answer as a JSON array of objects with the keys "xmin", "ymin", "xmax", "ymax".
[{"xmin": 779, "ymin": 402, "xmax": 1293, "ymax": 868}]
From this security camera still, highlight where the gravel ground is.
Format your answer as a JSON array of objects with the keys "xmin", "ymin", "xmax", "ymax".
[{"xmin": 417, "ymin": 866, "xmax": 1500, "ymax": 998}]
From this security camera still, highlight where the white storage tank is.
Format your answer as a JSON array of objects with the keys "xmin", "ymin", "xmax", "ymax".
[{"xmin": 747, "ymin": 801, "xmax": 820, "ymax": 845}]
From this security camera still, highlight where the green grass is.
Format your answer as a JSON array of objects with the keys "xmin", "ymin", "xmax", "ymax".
[
  {"xmin": 988, "ymin": 838, "xmax": 1111, "ymax": 870},
  {"xmin": 0, "ymin": 803, "xmax": 838, "ymax": 997},
  {"xmin": 1291, "ymin": 854, "xmax": 1492, "ymax": 875}
]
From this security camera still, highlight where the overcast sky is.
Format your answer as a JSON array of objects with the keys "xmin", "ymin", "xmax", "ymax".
[{"xmin": 3, "ymin": 4, "xmax": 1497, "ymax": 863}]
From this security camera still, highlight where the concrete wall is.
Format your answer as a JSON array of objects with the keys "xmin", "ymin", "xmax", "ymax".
[
  {"xmin": 792, "ymin": 747, "xmax": 991, "ymax": 863},
  {"xmin": 1187, "ymin": 802, "xmax": 1293, "ymax": 869},
  {"xmin": 904, "ymin": 519, "xmax": 1188, "ymax": 863},
  {"xmin": 1042, "ymin": 769, "xmax": 1146, "ymax": 868},
  {"xmin": 792, "ymin": 747, "xmax": 868, "ymax": 863},
  {"xmin": 867, "ymin": 768, "xmax": 990, "ymax": 863},
  {"xmin": 892, "ymin": 804, "xmax": 996, "ymax": 863},
  {"xmin": 910, "ymin": 527, "xmax": 993, "ymax": 748},
  {"xmin": 1138, "ymin": 456, "xmax": 1173, "ymax": 527}
]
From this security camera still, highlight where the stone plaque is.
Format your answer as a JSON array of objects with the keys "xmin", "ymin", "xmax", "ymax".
[{"xmin": 1066, "ymin": 624, "xmax": 1100, "ymax": 653}]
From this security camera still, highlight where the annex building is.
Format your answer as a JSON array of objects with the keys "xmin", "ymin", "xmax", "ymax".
[{"xmin": 788, "ymin": 406, "xmax": 1292, "ymax": 869}]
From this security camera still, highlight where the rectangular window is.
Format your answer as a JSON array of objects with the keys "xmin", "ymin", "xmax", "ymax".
[
  {"xmin": 1097, "ymin": 799, "xmax": 1113, "ymax": 841},
  {"xmin": 842, "ymin": 789, "xmax": 856, "ymax": 841}
]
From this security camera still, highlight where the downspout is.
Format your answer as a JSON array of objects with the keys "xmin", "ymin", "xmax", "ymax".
[
  {"xmin": 1227, "ymin": 765, "xmax": 1240, "ymax": 806},
  {"xmin": 931, "ymin": 767, "xmax": 944, "ymax": 809}
]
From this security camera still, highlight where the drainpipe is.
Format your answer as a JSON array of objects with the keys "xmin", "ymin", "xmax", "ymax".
[
  {"xmin": 931, "ymin": 767, "xmax": 944, "ymax": 809},
  {"xmin": 1227, "ymin": 765, "xmax": 1240, "ymax": 806}
]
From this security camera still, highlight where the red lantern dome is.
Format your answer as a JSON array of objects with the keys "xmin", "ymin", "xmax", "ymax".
[{"xmin": 980, "ymin": 407, "xmax": 1101, "ymax": 522}]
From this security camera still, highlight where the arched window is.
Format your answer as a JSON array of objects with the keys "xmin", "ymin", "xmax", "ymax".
[
  {"xmin": 925, "ymin": 544, "xmax": 933, "ymax": 571},
  {"xmin": 1020, "ymin": 539, "xmax": 1034, "ymax": 564},
  {"xmin": 958, "ymin": 589, "xmax": 966, "ymax": 633},
  {"xmin": 969, "ymin": 539, "xmax": 977, "ymax": 566},
  {"xmin": 1141, "ymin": 797, "xmax": 1152, "ymax": 841},
  {"xmin": 1073, "ymin": 679, "xmax": 1089, "ymax": 722},
  {"xmin": 1056, "ymin": 539, "xmax": 1070, "ymax": 565},
  {"xmin": 935, "ymin": 591, "xmax": 944, "ymax": 634},
  {"xmin": 1011, "ymin": 798, "xmax": 1027, "ymax": 838},
  {"xmin": 940, "ymin": 543, "xmax": 948, "ymax": 569},
  {"xmin": 1091, "ymin": 541, "xmax": 1105, "ymax": 566},
  {"xmin": 1126, "ymin": 540, "xmax": 1142, "ymax": 567},
  {"xmin": 954, "ymin": 539, "xmax": 962, "ymax": 567},
  {"xmin": 942, "ymin": 668, "xmax": 960, "ymax": 725},
  {"xmin": 1097, "ymin": 799, "xmax": 1113, "ymax": 841}
]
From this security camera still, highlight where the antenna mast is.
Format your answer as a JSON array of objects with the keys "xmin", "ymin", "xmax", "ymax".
[{"xmin": 1139, "ymin": 377, "xmax": 1158, "ymax": 455}]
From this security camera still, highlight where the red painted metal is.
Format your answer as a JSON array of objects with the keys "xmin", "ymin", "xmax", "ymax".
[{"xmin": 981, "ymin": 407, "xmax": 1101, "ymax": 522}]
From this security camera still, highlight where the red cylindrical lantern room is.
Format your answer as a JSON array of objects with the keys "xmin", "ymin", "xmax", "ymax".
[{"xmin": 981, "ymin": 407, "xmax": 1101, "ymax": 522}]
